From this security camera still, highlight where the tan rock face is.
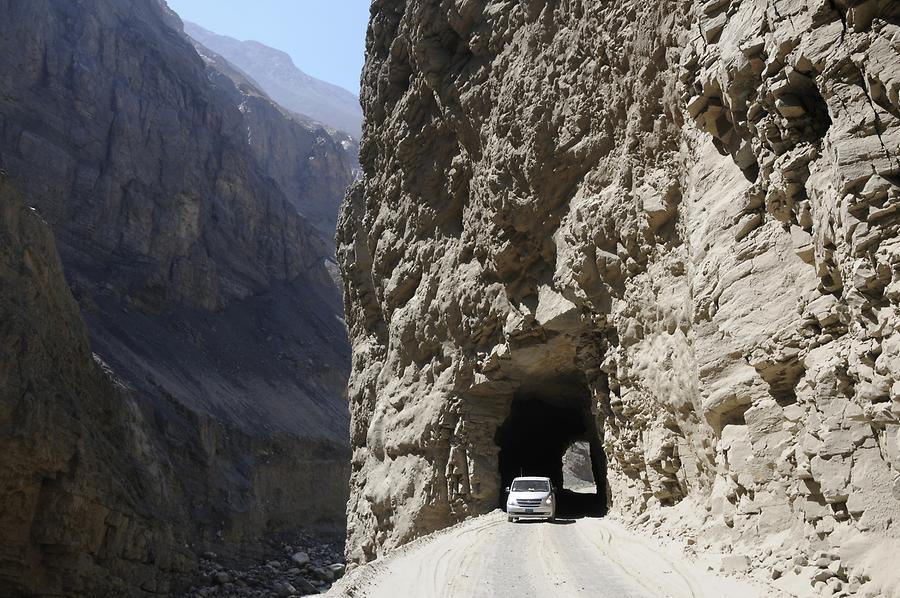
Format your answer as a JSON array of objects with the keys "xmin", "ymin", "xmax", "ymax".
[{"xmin": 341, "ymin": 0, "xmax": 900, "ymax": 591}]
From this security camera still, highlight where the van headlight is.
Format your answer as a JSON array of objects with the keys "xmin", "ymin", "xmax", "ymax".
[
  {"xmin": 544, "ymin": 496, "xmax": 553, "ymax": 505},
  {"xmin": 508, "ymin": 498, "xmax": 517, "ymax": 506}
]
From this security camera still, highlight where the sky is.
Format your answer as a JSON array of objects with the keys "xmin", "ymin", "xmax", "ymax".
[{"xmin": 166, "ymin": 0, "xmax": 371, "ymax": 95}]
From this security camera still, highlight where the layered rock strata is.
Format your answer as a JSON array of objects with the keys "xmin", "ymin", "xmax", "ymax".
[
  {"xmin": 1, "ymin": 180, "xmax": 348, "ymax": 596},
  {"xmin": 0, "ymin": 0, "xmax": 352, "ymax": 444},
  {"xmin": 0, "ymin": 0, "xmax": 354, "ymax": 594},
  {"xmin": 340, "ymin": 0, "xmax": 900, "ymax": 594}
]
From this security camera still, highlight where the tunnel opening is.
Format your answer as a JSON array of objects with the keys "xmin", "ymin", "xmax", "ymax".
[{"xmin": 494, "ymin": 382, "xmax": 607, "ymax": 519}]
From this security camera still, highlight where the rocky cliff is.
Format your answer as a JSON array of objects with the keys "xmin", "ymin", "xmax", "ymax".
[
  {"xmin": 190, "ymin": 39, "xmax": 358, "ymax": 241},
  {"xmin": 184, "ymin": 21, "xmax": 365, "ymax": 138},
  {"xmin": 0, "ymin": 0, "xmax": 353, "ymax": 440},
  {"xmin": 0, "ymin": 181, "xmax": 177, "ymax": 596},
  {"xmin": 340, "ymin": 0, "xmax": 900, "ymax": 595},
  {"xmin": 0, "ymin": 178, "xmax": 347, "ymax": 596},
  {"xmin": 0, "ymin": 0, "xmax": 354, "ymax": 594}
]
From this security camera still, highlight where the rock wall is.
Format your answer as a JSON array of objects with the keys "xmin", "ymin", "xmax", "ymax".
[
  {"xmin": 340, "ymin": 0, "xmax": 900, "ymax": 594},
  {"xmin": 0, "ymin": 0, "xmax": 353, "ymax": 443},
  {"xmin": 0, "ymin": 0, "xmax": 354, "ymax": 594},
  {"xmin": 191, "ymin": 38, "xmax": 359, "ymax": 241},
  {"xmin": 0, "ymin": 179, "xmax": 348, "ymax": 596}
]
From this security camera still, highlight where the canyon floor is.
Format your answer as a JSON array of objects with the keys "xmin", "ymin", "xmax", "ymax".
[{"xmin": 329, "ymin": 489, "xmax": 773, "ymax": 598}]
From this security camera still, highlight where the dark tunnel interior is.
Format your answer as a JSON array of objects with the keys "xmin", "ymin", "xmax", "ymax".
[{"xmin": 495, "ymin": 386, "xmax": 607, "ymax": 519}]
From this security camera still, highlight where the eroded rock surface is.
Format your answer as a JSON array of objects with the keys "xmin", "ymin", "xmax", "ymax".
[
  {"xmin": 0, "ymin": 0, "xmax": 353, "ymax": 594},
  {"xmin": 341, "ymin": 0, "xmax": 900, "ymax": 594}
]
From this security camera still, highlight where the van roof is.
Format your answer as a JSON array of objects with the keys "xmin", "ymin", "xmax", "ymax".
[{"xmin": 512, "ymin": 476, "xmax": 551, "ymax": 482}]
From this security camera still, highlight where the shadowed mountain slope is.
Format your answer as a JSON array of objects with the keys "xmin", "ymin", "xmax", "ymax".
[
  {"xmin": 0, "ymin": 0, "xmax": 355, "ymax": 594},
  {"xmin": 184, "ymin": 20, "xmax": 364, "ymax": 138}
]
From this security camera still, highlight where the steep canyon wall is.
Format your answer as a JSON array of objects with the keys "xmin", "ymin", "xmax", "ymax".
[
  {"xmin": 341, "ymin": 0, "xmax": 900, "ymax": 593},
  {"xmin": 0, "ymin": 0, "xmax": 354, "ymax": 594}
]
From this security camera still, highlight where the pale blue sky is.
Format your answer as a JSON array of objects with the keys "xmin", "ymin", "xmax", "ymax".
[{"xmin": 167, "ymin": 0, "xmax": 371, "ymax": 94}]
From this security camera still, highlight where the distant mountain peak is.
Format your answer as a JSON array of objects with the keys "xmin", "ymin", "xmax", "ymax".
[{"xmin": 183, "ymin": 21, "xmax": 362, "ymax": 138}]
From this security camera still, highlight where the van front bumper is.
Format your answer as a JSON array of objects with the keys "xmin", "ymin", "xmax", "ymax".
[{"xmin": 507, "ymin": 506, "xmax": 554, "ymax": 518}]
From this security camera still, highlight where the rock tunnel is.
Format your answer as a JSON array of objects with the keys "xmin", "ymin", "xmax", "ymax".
[{"xmin": 494, "ymin": 377, "xmax": 607, "ymax": 518}]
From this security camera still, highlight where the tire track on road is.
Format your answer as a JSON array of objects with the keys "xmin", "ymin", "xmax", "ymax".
[
  {"xmin": 579, "ymin": 520, "xmax": 702, "ymax": 598},
  {"xmin": 332, "ymin": 511, "xmax": 768, "ymax": 598}
]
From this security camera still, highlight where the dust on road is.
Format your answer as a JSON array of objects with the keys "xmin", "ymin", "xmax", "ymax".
[{"xmin": 329, "ymin": 510, "xmax": 771, "ymax": 598}]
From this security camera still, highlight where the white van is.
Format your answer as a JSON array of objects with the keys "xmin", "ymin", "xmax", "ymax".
[{"xmin": 505, "ymin": 476, "xmax": 556, "ymax": 522}]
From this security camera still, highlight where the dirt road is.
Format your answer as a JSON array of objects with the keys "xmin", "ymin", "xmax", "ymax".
[{"xmin": 329, "ymin": 510, "xmax": 771, "ymax": 598}]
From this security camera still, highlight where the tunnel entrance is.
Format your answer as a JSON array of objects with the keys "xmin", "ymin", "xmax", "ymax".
[{"xmin": 495, "ymin": 384, "xmax": 607, "ymax": 519}]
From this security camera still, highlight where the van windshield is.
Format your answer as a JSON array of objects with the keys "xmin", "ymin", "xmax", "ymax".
[{"xmin": 511, "ymin": 480, "xmax": 550, "ymax": 492}]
